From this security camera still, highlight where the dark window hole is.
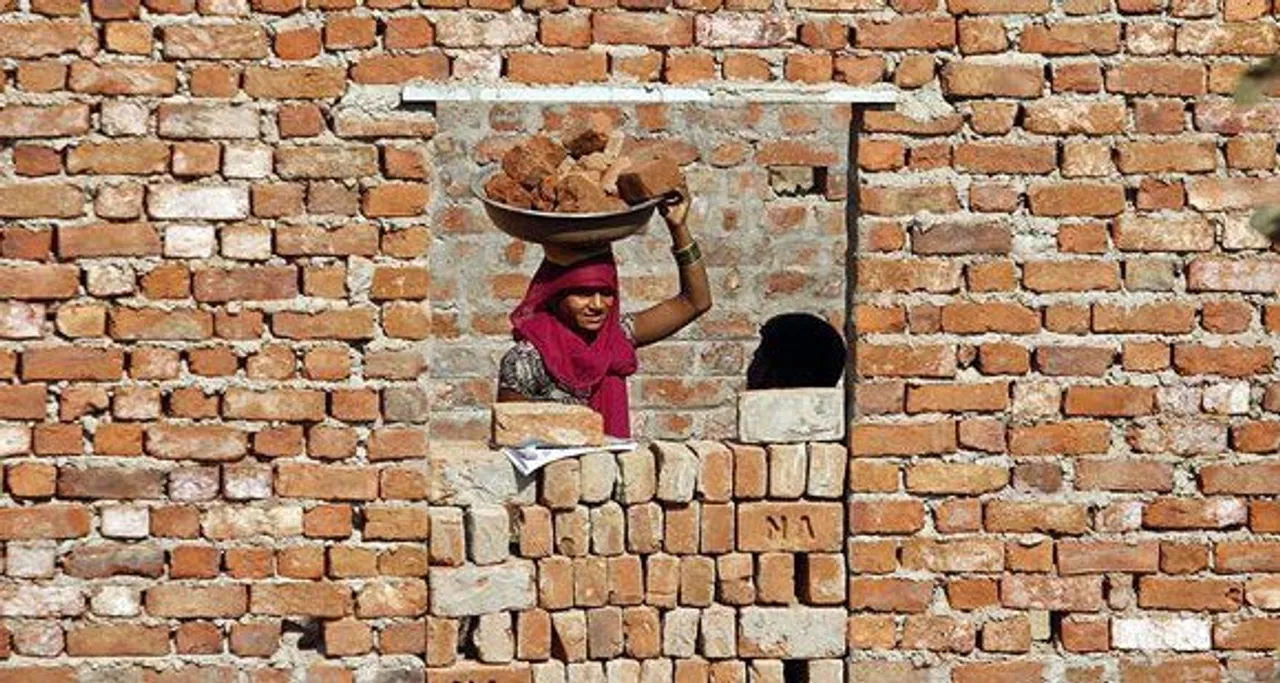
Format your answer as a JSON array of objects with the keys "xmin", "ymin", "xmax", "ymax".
[{"xmin": 747, "ymin": 313, "xmax": 847, "ymax": 391}]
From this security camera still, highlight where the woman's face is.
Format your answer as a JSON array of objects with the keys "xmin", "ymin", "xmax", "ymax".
[{"xmin": 556, "ymin": 287, "xmax": 616, "ymax": 334}]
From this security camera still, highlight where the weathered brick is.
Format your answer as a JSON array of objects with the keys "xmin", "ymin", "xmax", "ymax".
[
  {"xmin": 249, "ymin": 583, "xmax": 352, "ymax": 617},
  {"xmin": 22, "ymin": 347, "xmax": 123, "ymax": 381},
  {"xmin": 1024, "ymin": 97, "xmax": 1126, "ymax": 134},
  {"xmin": 0, "ymin": 21, "xmax": 97, "ymax": 58},
  {"xmin": 147, "ymin": 585, "xmax": 248, "ymax": 618},
  {"xmin": 146, "ymin": 424, "xmax": 247, "ymax": 461},
  {"xmin": 852, "ymin": 420, "xmax": 957, "ymax": 455},
  {"xmin": 912, "ymin": 222, "xmax": 1011, "ymax": 255},
  {"xmin": 69, "ymin": 62, "xmax": 176, "ymax": 95},
  {"xmin": 942, "ymin": 60, "xmax": 1044, "ymax": 97},
  {"xmin": 159, "ymin": 103, "xmax": 260, "ymax": 139},
  {"xmin": 64, "ymin": 544, "xmax": 165, "ymax": 578},
  {"xmin": 66, "ymin": 625, "xmax": 168, "ymax": 656},
  {"xmin": 1107, "ymin": 60, "xmax": 1206, "ymax": 95},
  {"xmin": 1001, "ymin": 575, "xmax": 1103, "ymax": 610},
  {"xmin": 1146, "ymin": 498, "xmax": 1247, "ymax": 530},
  {"xmin": 276, "ymin": 462, "xmax": 378, "ymax": 500},
  {"xmin": 163, "ymin": 24, "xmax": 268, "ymax": 59},
  {"xmin": 986, "ymin": 501, "xmax": 1089, "ymax": 534},
  {"xmin": 0, "ymin": 184, "xmax": 84, "ymax": 218},
  {"xmin": 905, "ymin": 462, "xmax": 1009, "ymax": 494},
  {"xmin": 244, "ymin": 66, "xmax": 346, "ymax": 98},
  {"xmin": 149, "ymin": 185, "xmax": 249, "ymax": 220},
  {"xmin": 0, "ymin": 104, "xmax": 90, "ymax": 137},
  {"xmin": 58, "ymin": 467, "xmax": 164, "ymax": 499}
]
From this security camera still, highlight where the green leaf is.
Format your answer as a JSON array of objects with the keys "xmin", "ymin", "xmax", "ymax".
[{"xmin": 1249, "ymin": 205, "xmax": 1280, "ymax": 237}]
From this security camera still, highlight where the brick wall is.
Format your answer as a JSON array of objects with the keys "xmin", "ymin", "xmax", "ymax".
[{"xmin": 2, "ymin": 0, "xmax": 1280, "ymax": 679}]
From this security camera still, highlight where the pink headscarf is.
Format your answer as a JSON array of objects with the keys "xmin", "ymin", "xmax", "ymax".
[{"xmin": 510, "ymin": 252, "xmax": 638, "ymax": 438}]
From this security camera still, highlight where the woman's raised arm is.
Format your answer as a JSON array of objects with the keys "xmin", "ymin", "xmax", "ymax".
[{"xmin": 630, "ymin": 187, "xmax": 712, "ymax": 348}]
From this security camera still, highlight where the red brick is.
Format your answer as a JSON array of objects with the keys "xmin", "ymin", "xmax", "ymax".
[
  {"xmin": 0, "ymin": 21, "xmax": 97, "ymax": 58},
  {"xmin": 954, "ymin": 661, "xmax": 1041, "ymax": 682},
  {"xmin": 1028, "ymin": 183, "xmax": 1125, "ymax": 216},
  {"xmin": 1076, "ymin": 459, "xmax": 1173, "ymax": 491},
  {"xmin": 1063, "ymin": 386, "xmax": 1156, "ymax": 417},
  {"xmin": 22, "ymin": 347, "xmax": 123, "ymax": 381},
  {"xmin": 594, "ymin": 14, "xmax": 693, "ymax": 46},
  {"xmin": 849, "ymin": 578, "xmax": 932, "ymax": 612},
  {"xmin": 856, "ymin": 344, "xmax": 956, "ymax": 378},
  {"xmin": 0, "ymin": 184, "xmax": 84, "ymax": 219},
  {"xmin": 736, "ymin": 502, "xmax": 843, "ymax": 551},
  {"xmin": 276, "ymin": 462, "xmax": 378, "ymax": 500},
  {"xmin": 986, "ymin": 501, "xmax": 1089, "ymax": 534},
  {"xmin": 508, "ymin": 52, "xmax": 607, "ymax": 84},
  {"xmin": 147, "ymin": 585, "xmax": 249, "ymax": 618},
  {"xmin": 1058, "ymin": 540, "xmax": 1160, "ymax": 574},
  {"xmin": 352, "ymin": 54, "xmax": 450, "ymax": 84},
  {"xmin": 1060, "ymin": 617, "xmax": 1109, "ymax": 653},
  {"xmin": 249, "ymin": 583, "xmax": 352, "ymax": 617},
  {"xmin": 861, "ymin": 185, "xmax": 959, "ymax": 215},
  {"xmin": 1173, "ymin": 344, "xmax": 1273, "ymax": 377},
  {"xmin": 243, "ymin": 66, "xmax": 346, "ymax": 98},
  {"xmin": 852, "ymin": 420, "xmax": 956, "ymax": 455},
  {"xmin": 0, "ymin": 504, "xmax": 90, "ymax": 539},
  {"xmin": 1146, "ymin": 498, "xmax": 1247, "ymax": 530},
  {"xmin": 905, "ymin": 382, "xmax": 1009, "ymax": 412},
  {"xmin": 1093, "ymin": 302, "xmax": 1197, "ymax": 333},
  {"xmin": 849, "ymin": 500, "xmax": 925, "ymax": 534},
  {"xmin": 66, "ymin": 625, "xmax": 169, "ymax": 656},
  {"xmin": 1000, "ymin": 574, "xmax": 1103, "ymax": 610},
  {"xmin": 1138, "ymin": 576, "xmax": 1243, "ymax": 611},
  {"xmin": 1216, "ymin": 618, "xmax": 1280, "ymax": 650},
  {"xmin": 856, "ymin": 16, "xmax": 955, "ymax": 48},
  {"xmin": 955, "ymin": 142, "xmax": 1055, "ymax": 174},
  {"xmin": 1106, "ymin": 60, "xmax": 1206, "ymax": 95},
  {"xmin": 1019, "ymin": 21, "xmax": 1121, "ymax": 54},
  {"xmin": 940, "ymin": 302, "xmax": 1035, "ymax": 333},
  {"xmin": 1118, "ymin": 139, "xmax": 1218, "ymax": 173}
]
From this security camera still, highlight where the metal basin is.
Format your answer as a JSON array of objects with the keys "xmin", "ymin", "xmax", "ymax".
[{"xmin": 472, "ymin": 169, "xmax": 665, "ymax": 248}]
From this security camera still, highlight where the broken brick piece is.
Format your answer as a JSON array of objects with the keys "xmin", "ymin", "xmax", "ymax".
[
  {"xmin": 536, "ymin": 174, "xmax": 562, "ymax": 205},
  {"xmin": 484, "ymin": 172, "xmax": 535, "ymax": 210},
  {"xmin": 616, "ymin": 156, "xmax": 683, "ymax": 204},
  {"xmin": 600, "ymin": 157, "xmax": 633, "ymax": 196},
  {"xmin": 556, "ymin": 173, "xmax": 616, "ymax": 214},
  {"xmin": 501, "ymin": 135, "xmax": 568, "ymax": 190},
  {"xmin": 561, "ymin": 113, "xmax": 613, "ymax": 158},
  {"xmin": 579, "ymin": 152, "xmax": 612, "ymax": 173}
]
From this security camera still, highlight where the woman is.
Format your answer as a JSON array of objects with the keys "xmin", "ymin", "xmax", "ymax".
[{"xmin": 496, "ymin": 187, "xmax": 712, "ymax": 438}]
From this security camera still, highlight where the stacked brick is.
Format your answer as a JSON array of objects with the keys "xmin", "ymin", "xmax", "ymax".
[{"xmin": 424, "ymin": 437, "xmax": 850, "ymax": 683}]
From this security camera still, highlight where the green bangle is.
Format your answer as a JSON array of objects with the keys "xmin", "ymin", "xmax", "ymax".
[{"xmin": 673, "ymin": 240, "xmax": 701, "ymax": 267}]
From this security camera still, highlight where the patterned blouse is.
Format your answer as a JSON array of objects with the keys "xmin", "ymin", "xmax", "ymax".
[{"xmin": 498, "ymin": 314, "xmax": 635, "ymax": 403}]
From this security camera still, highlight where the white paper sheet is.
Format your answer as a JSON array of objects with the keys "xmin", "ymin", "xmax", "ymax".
[{"xmin": 503, "ymin": 440, "xmax": 639, "ymax": 476}]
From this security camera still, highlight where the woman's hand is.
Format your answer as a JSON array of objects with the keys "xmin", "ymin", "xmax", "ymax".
[{"xmin": 658, "ymin": 182, "xmax": 690, "ymax": 229}]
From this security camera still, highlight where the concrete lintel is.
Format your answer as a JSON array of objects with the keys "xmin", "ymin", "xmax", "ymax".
[{"xmin": 402, "ymin": 82, "xmax": 898, "ymax": 106}]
